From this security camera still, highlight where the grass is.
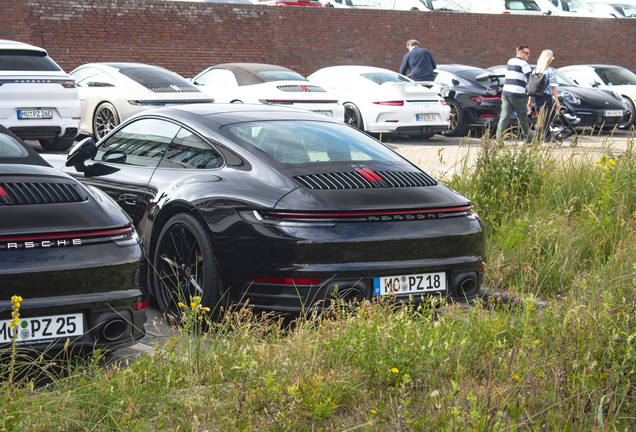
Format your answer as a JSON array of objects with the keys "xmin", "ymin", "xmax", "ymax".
[{"xmin": 2, "ymin": 129, "xmax": 636, "ymax": 431}]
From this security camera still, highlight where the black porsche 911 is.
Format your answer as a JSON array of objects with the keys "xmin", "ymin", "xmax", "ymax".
[
  {"xmin": 434, "ymin": 65, "xmax": 505, "ymax": 137},
  {"xmin": 488, "ymin": 65, "xmax": 630, "ymax": 130},
  {"xmin": 45, "ymin": 104, "xmax": 486, "ymax": 317},
  {"xmin": 0, "ymin": 125, "xmax": 147, "ymax": 351}
]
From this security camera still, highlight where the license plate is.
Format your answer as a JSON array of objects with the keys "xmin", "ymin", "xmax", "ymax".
[
  {"xmin": 0, "ymin": 313, "xmax": 83, "ymax": 344},
  {"xmin": 18, "ymin": 109, "xmax": 53, "ymax": 119},
  {"xmin": 416, "ymin": 114, "xmax": 437, "ymax": 121},
  {"xmin": 313, "ymin": 111, "xmax": 332, "ymax": 118},
  {"xmin": 374, "ymin": 272, "xmax": 446, "ymax": 296},
  {"xmin": 604, "ymin": 110, "xmax": 623, "ymax": 117}
]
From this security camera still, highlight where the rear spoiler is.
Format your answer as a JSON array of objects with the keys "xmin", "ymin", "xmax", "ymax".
[
  {"xmin": 381, "ymin": 81, "xmax": 442, "ymax": 94},
  {"xmin": 475, "ymin": 72, "xmax": 504, "ymax": 96}
]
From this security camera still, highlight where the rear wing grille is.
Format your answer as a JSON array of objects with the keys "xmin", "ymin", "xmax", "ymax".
[
  {"xmin": 294, "ymin": 171, "xmax": 437, "ymax": 190},
  {"xmin": 0, "ymin": 182, "xmax": 88, "ymax": 205},
  {"xmin": 277, "ymin": 85, "xmax": 327, "ymax": 93}
]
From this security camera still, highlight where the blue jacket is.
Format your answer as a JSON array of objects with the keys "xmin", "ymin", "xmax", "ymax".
[{"xmin": 399, "ymin": 47, "xmax": 437, "ymax": 81}]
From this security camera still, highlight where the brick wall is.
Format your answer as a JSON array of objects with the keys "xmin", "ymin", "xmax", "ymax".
[{"xmin": 2, "ymin": 0, "xmax": 633, "ymax": 78}]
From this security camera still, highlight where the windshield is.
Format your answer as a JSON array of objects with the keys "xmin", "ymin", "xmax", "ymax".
[
  {"xmin": 594, "ymin": 67, "xmax": 636, "ymax": 86},
  {"xmin": 360, "ymin": 71, "xmax": 412, "ymax": 85},
  {"xmin": 257, "ymin": 71, "xmax": 307, "ymax": 81},
  {"xmin": 505, "ymin": 0, "xmax": 541, "ymax": 10},
  {"xmin": 563, "ymin": 0, "xmax": 594, "ymax": 12},
  {"xmin": 427, "ymin": 0, "xmax": 463, "ymax": 10},
  {"xmin": 226, "ymin": 121, "xmax": 404, "ymax": 165},
  {"xmin": 554, "ymin": 69, "xmax": 577, "ymax": 86}
]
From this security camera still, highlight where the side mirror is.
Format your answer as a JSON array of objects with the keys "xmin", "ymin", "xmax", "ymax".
[{"xmin": 66, "ymin": 137, "xmax": 97, "ymax": 172}]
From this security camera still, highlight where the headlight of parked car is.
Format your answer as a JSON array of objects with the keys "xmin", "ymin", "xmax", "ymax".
[
  {"xmin": 562, "ymin": 92, "xmax": 581, "ymax": 105},
  {"xmin": 613, "ymin": 91, "xmax": 624, "ymax": 102}
]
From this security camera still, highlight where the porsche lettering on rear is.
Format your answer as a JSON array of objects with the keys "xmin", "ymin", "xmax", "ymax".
[{"xmin": 1, "ymin": 239, "xmax": 82, "ymax": 250}]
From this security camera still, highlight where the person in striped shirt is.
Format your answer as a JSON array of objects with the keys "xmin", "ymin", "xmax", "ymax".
[{"xmin": 496, "ymin": 45, "xmax": 532, "ymax": 142}]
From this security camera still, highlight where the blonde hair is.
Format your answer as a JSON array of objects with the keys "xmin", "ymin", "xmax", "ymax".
[{"xmin": 535, "ymin": 49, "xmax": 554, "ymax": 74}]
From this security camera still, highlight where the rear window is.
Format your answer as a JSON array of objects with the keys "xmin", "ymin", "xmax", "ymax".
[
  {"xmin": 505, "ymin": 0, "xmax": 540, "ymax": 10},
  {"xmin": 118, "ymin": 67, "xmax": 196, "ymax": 90},
  {"xmin": 257, "ymin": 71, "xmax": 307, "ymax": 81},
  {"xmin": 0, "ymin": 133, "xmax": 29, "ymax": 158},
  {"xmin": 0, "ymin": 50, "xmax": 62, "ymax": 72},
  {"xmin": 226, "ymin": 121, "xmax": 404, "ymax": 165},
  {"xmin": 361, "ymin": 72, "xmax": 412, "ymax": 85}
]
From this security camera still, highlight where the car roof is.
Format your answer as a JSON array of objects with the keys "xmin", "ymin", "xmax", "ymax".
[
  {"xmin": 0, "ymin": 39, "xmax": 47, "ymax": 54},
  {"xmin": 437, "ymin": 64, "xmax": 490, "ymax": 73},
  {"xmin": 314, "ymin": 65, "xmax": 396, "ymax": 75},
  {"xmin": 131, "ymin": 103, "xmax": 342, "ymax": 128},
  {"xmin": 207, "ymin": 63, "xmax": 300, "ymax": 86},
  {"xmin": 0, "ymin": 124, "xmax": 52, "ymax": 167}
]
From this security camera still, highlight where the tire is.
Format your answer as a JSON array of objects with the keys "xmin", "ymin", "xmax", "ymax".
[
  {"xmin": 619, "ymin": 97, "xmax": 635, "ymax": 130},
  {"xmin": 153, "ymin": 213, "xmax": 223, "ymax": 320},
  {"xmin": 39, "ymin": 136, "xmax": 75, "ymax": 152},
  {"xmin": 344, "ymin": 103, "xmax": 364, "ymax": 131},
  {"xmin": 93, "ymin": 102, "xmax": 120, "ymax": 140},
  {"xmin": 442, "ymin": 99, "xmax": 468, "ymax": 137}
]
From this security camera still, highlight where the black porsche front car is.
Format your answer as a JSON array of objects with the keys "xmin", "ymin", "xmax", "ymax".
[
  {"xmin": 47, "ymin": 104, "xmax": 486, "ymax": 317},
  {"xmin": 0, "ymin": 126, "xmax": 146, "ymax": 351}
]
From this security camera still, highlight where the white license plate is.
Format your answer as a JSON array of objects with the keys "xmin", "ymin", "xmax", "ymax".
[
  {"xmin": 604, "ymin": 110, "xmax": 623, "ymax": 117},
  {"xmin": 374, "ymin": 272, "xmax": 446, "ymax": 296},
  {"xmin": 0, "ymin": 313, "xmax": 83, "ymax": 344},
  {"xmin": 313, "ymin": 111, "xmax": 332, "ymax": 118},
  {"xmin": 416, "ymin": 114, "xmax": 437, "ymax": 121},
  {"xmin": 18, "ymin": 109, "xmax": 53, "ymax": 119}
]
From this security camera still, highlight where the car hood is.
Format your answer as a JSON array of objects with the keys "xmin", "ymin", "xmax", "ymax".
[
  {"xmin": 559, "ymin": 86, "xmax": 628, "ymax": 109},
  {"xmin": 1, "ymin": 164, "xmax": 132, "ymax": 236}
]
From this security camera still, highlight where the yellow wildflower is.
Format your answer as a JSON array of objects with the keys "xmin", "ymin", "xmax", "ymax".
[{"xmin": 391, "ymin": 368, "xmax": 399, "ymax": 374}]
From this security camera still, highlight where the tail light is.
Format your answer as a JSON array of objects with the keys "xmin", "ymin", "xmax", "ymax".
[
  {"xmin": 471, "ymin": 96, "xmax": 501, "ymax": 103},
  {"xmin": 60, "ymin": 81, "xmax": 77, "ymax": 89},
  {"xmin": 132, "ymin": 300, "xmax": 148, "ymax": 310},
  {"xmin": 372, "ymin": 101, "xmax": 404, "ymax": 106}
]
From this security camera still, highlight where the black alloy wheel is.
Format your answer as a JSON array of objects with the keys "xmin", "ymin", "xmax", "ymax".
[
  {"xmin": 442, "ymin": 99, "xmax": 467, "ymax": 137},
  {"xmin": 344, "ymin": 103, "xmax": 364, "ymax": 131},
  {"xmin": 619, "ymin": 97, "xmax": 635, "ymax": 130},
  {"xmin": 153, "ymin": 213, "xmax": 222, "ymax": 320},
  {"xmin": 93, "ymin": 102, "xmax": 120, "ymax": 140}
]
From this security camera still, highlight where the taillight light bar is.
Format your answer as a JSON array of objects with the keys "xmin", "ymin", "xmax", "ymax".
[
  {"xmin": 471, "ymin": 96, "xmax": 501, "ymax": 103},
  {"xmin": 372, "ymin": 101, "xmax": 404, "ymax": 106},
  {"xmin": 266, "ymin": 205, "xmax": 474, "ymax": 219},
  {"xmin": 250, "ymin": 277, "xmax": 323, "ymax": 285}
]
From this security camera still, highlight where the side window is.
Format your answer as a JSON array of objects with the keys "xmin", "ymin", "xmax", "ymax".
[
  {"xmin": 159, "ymin": 128, "xmax": 224, "ymax": 169},
  {"xmin": 71, "ymin": 68, "xmax": 104, "ymax": 87},
  {"xmin": 95, "ymin": 119, "xmax": 180, "ymax": 168},
  {"xmin": 194, "ymin": 69, "xmax": 238, "ymax": 88}
]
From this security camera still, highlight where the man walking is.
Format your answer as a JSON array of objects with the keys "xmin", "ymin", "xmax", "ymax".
[
  {"xmin": 399, "ymin": 39, "xmax": 437, "ymax": 82},
  {"xmin": 496, "ymin": 45, "xmax": 532, "ymax": 142}
]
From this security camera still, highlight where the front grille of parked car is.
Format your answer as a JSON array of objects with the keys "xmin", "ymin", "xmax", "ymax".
[
  {"xmin": 0, "ymin": 182, "xmax": 87, "ymax": 205},
  {"xmin": 146, "ymin": 85, "xmax": 201, "ymax": 93},
  {"xmin": 277, "ymin": 85, "xmax": 327, "ymax": 93},
  {"xmin": 294, "ymin": 171, "xmax": 437, "ymax": 190}
]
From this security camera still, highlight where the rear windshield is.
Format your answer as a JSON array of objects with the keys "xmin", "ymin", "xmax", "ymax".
[
  {"xmin": 0, "ymin": 133, "xmax": 29, "ymax": 158},
  {"xmin": 226, "ymin": 121, "xmax": 404, "ymax": 165},
  {"xmin": 360, "ymin": 72, "xmax": 412, "ymax": 85},
  {"xmin": 0, "ymin": 50, "xmax": 62, "ymax": 72},
  {"xmin": 257, "ymin": 71, "xmax": 307, "ymax": 81},
  {"xmin": 118, "ymin": 67, "xmax": 196, "ymax": 89},
  {"xmin": 505, "ymin": 0, "xmax": 540, "ymax": 10}
]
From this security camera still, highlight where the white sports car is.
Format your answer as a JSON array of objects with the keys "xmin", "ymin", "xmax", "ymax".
[
  {"xmin": 70, "ymin": 63, "xmax": 214, "ymax": 139},
  {"xmin": 558, "ymin": 64, "xmax": 636, "ymax": 129},
  {"xmin": 191, "ymin": 63, "xmax": 345, "ymax": 122},
  {"xmin": 307, "ymin": 65, "xmax": 450, "ymax": 138}
]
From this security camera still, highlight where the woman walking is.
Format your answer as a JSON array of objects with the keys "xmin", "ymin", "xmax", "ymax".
[{"xmin": 533, "ymin": 49, "xmax": 561, "ymax": 142}]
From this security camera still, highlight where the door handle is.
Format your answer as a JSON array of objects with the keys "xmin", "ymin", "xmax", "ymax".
[{"xmin": 118, "ymin": 193, "xmax": 139, "ymax": 206}]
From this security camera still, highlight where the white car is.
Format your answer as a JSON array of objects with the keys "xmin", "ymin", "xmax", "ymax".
[
  {"xmin": 558, "ymin": 64, "xmax": 636, "ymax": 128},
  {"xmin": 535, "ymin": 0, "xmax": 615, "ymax": 16},
  {"xmin": 70, "ymin": 63, "xmax": 214, "ymax": 139},
  {"xmin": 466, "ymin": 0, "xmax": 545, "ymax": 14},
  {"xmin": 321, "ymin": 0, "xmax": 378, "ymax": 8},
  {"xmin": 0, "ymin": 39, "xmax": 80, "ymax": 151},
  {"xmin": 307, "ymin": 66, "xmax": 450, "ymax": 138},
  {"xmin": 191, "ymin": 63, "xmax": 344, "ymax": 122},
  {"xmin": 589, "ymin": 1, "xmax": 636, "ymax": 17},
  {"xmin": 375, "ymin": 0, "xmax": 465, "ymax": 11}
]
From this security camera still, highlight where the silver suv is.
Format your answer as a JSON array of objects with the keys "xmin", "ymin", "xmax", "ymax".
[{"xmin": 0, "ymin": 40, "xmax": 80, "ymax": 151}]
